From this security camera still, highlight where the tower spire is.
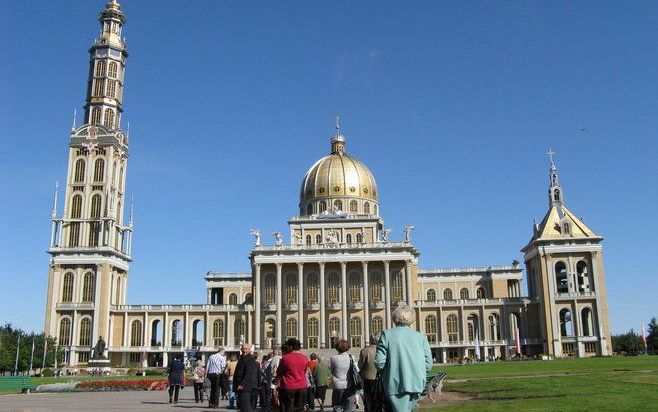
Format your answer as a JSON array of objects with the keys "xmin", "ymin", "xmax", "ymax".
[
  {"xmin": 547, "ymin": 148, "xmax": 564, "ymax": 206},
  {"xmin": 51, "ymin": 181, "xmax": 59, "ymax": 218},
  {"xmin": 82, "ymin": 0, "xmax": 127, "ymax": 131},
  {"xmin": 330, "ymin": 115, "xmax": 346, "ymax": 155}
]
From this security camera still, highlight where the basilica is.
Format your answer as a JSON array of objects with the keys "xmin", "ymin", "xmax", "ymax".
[{"xmin": 44, "ymin": 1, "xmax": 612, "ymax": 368}]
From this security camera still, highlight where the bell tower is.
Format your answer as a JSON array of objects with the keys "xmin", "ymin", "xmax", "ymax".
[
  {"xmin": 522, "ymin": 150, "xmax": 611, "ymax": 358},
  {"xmin": 44, "ymin": 0, "xmax": 133, "ymax": 366}
]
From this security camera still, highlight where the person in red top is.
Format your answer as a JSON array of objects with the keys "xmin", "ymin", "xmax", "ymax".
[{"xmin": 276, "ymin": 338, "xmax": 310, "ymax": 412}]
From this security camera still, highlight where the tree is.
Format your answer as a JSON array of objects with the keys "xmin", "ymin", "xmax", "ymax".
[
  {"xmin": 611, "ymin": 329, "xmax": 645, "ymax": 356},
  {"xmin": 0, "ymin": 324, "xmax": 61, "ymax": 375},
  {"xmin": 647, "ymin": 317, "xmax": 658, "ymax": 355}
]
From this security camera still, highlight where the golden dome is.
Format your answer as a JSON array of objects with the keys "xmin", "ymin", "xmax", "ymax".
[{"xmin": 299, "ymin": 133, "xmax": 379, "ymax": 217}]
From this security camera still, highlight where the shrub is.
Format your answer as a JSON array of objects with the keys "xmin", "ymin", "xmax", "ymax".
[{"xmin": 42, "ymin": 368, "xmax": 54, "ymax": 377}]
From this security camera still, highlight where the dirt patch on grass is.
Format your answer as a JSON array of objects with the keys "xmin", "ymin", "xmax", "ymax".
[{"xmin": 419, "ymin": 390, "xmax": 475, "ymax": 408}]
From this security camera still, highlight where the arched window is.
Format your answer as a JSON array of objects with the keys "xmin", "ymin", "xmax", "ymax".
[
  {"xmin": 93, "ymin": 79, "xmax": 104, "ymax": 97},
  {"xmin": 79, "ymin": 318, "xmax": 92, "ymax": 346},
  {"xmin": 307, "ymin": 318, "xmax": 319, "ymax": 349},
  {"xmin": 371, "ymin": 316, "xmax": 384, "ymax": 335},
  {"xmin": 115, "ymin": 277, "xmax": 122, "ymax": 304},
  {"xmin": 477, "ymin": 287, "xmax": 486, "ymax": 299},
  {"xmin": 244, "ymin": 293, "xmax": 252, "ymax": 305},
  {"xmin": 364, "ymin": 202, "xmax": 370, "ymax": 214},
  {"xmin": 131, "ymin": 320, "xmax": 143, "ymax": 347},
  {"xmin": 356, "ymin": 233, "xmax": 363, "ymax": 243},
  {"xmin": 71, "ymin": 194, "xmax": 83, "ymax": 218},
  {"xmin": 228, "ymin": 293, "xmax": 238, "ymax": 305},
  {"xmin": 307, "ymin": 273, "xmax": 319, "ymax": 304},
  {"xmin": 286, "ymin": 318, "xmax": 298, "ymax": 339},
  {"xmin": 425, "ymin": 315, "xmax": 437, "ymax": 344},
  {"xmin": 107, "ymin": 80, "xmax": 116, "ymax": 98},
  {"xmin": 334, "ymin": 200, "xmax": 343, "ymax": 211},
  {"xmin": 460, "ymin": 288, "xmax": 469, "ymax": 300},
  {"xmin": 91, "ymin": 107, "xmax": 101, "ymax": 125},
  {"xmin": 82, "ymin": 272, "xmax": 95, "ymax": 302},
  {"xmin": 59, "ymin": 318, "xmax": 72, "ymax": 346},
  {"xmin": 576, "ymin": 261, "xmax": 592, "ymax": 293},
  {"xmin": 74, "ymin": 159, "xmax": 86, "ymax": 182},
  {"xmin": 118, "ymin": 167, "xmax": 124, "ymax": 191},
  {"xmin": 391, "ymin": 271, "xmax": 404, "ymax": 302},
  {"xmin": 150, "ymin": 320, "xmax": 162, "ymax": 346},
  {"xmin": 489, "ymin": 314, "xmax": 500, "ymax": 341},
  {"xmin": 192, "ymin": 320, "xmax": 205, "ymax": 346},
  {"xmin": 319, "ymin": 201, "xmax": 327, "ymax": 213},
  {"xmin": 329, "ymin": 317, "xmax": 341, "ymax": 348},
  {"xmin": 234, "ymin": 318, "xmax": 246, "ymax": 343},
  {"xmin": 306, "ymin": 204, "xmax": 313, "ymax": 215},
  {"xmin": 305, "ymin": 235, "xmax": 312, "ymax": 245},
  {"xmin": 315, "ymin": 234, "xmax": 322, "ymax": 244},
  {"xmin": 555, "ymin": 262, "xmax": 568, "ymax": 293},
  {"xmin": 370, "ymin": 272, "xmax": 382, "ymax": 303},
  {"xmin": 286, "ymin": 273, "xmax": 298, "ymax": 304},
  {"xmin": 443, "ymin": 288, "xmax": 453, "ymax": 301},
  {"xmin": 328, "ymin": 273, "xmax": 340, "ymax": 304},
  {"xmin": 108, "ymin": 61, "xmax": 118, "ymax": 78},
  {"xmin": 349, "ymin": 272, "xmax": 361, "ymax": 303},
  {"xmin": 61, "ymin": 272, "xmax": 74, "ymax": 302},
  {"xmin": 350, "ymin": 200, "xmax": 358, "ymax": 213},
  {"xmin": 94, "ymin": 158, "xmax": 105, "ymax": 182},
  {"xmin": 467, "ymin": 314, "xmax": 478, "ymax": 341},
  {"xmin": 350, "ymin": 317, "xmax": 362, "ymax": 348},
  {"xmin": 104, "ymin": 108, "xmax": 115, "ymax": 129},
  {"xmin": 559, "ymin": 309, "xmax": 573, "ymax": 337},
  {"xmin": 89, "ymin": 194, "xmax": 102, "ymax": 246},
  {"xmin": 446, "ymin": 314, "xmax": 459, "ymax": 342},
  {"xmin": 213, "ymin": 319, "xmax": 225, "ymax": 346},
  {"xmin": 264, "ymin": 274, "xmax": 275, "ymax": 304},
  {"xmin": 95, "ymin": 60, "xmax": 106, "ymax": 77},
  {"xmin": 426, "ymin": 289, "xmax": 436, "ymax": 301},
  {"xmin": 346, "ymin": 234, "xmax": 352, "ymax": 244},
  {"xmin": 171, "ymin": 320, "xmax": 183, "ymax": 346},
  {"xmin": 581, "ymin": 308, "xmax": 593, "ymax": 336},
  {"xmin": 374, "ymin": 205, "xmax": 378, "ymax": 215}
]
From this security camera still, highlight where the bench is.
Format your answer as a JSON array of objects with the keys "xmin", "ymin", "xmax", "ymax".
[
  {"xmin": 422, "ymin": 371, "xmax": 447, "ymax": 402},
  {"xmin": 0, "ymin": 376, "xmax": 37, "ymax": 394}
]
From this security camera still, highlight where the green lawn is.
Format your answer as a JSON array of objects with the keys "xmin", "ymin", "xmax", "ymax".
[
  {"xmin": 426, "ymin": 356, "xmax": 658, "ymax": 411},
  {"xmin": 0, "ymin": 374, "xmax": 164, "ymax": 394}
]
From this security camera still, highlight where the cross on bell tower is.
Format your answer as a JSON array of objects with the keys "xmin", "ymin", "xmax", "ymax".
[{"xmin": 547, "ymin": 148, "xmax": 564, "ymax": 206}]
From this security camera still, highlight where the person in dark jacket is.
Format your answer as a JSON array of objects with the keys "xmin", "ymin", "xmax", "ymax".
[
  {"xmin": 233, "ymin": 343, "xmax": 260, "ymax": 412},
  {"xmin": 167, "ymin": 354, "xmax": 185, "ymax": 404}
]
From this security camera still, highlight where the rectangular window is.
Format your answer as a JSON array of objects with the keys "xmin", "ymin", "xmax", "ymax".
[
  {"xmin": 130, "ymin": 353, "xmax": 141, "ymax": 363},
  {"xmin": 78, "ymin": 352, "xmax": 89, "ymax": 363},
  {"xmin": 351, "ymin": 336, "xmax": 362, "ymax": 348},
  {"xmin": 308, "ymin": 337, "xmax": 318, "ymax": 349},
  {"xmin": 562, "ymin": 343, "xmax": 575, "ymax": 356},
  {"xmin": 584, "ymin": 342, "xmax": 597, "ymax": 354}
]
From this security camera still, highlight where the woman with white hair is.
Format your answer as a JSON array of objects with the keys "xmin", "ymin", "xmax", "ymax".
[{"xmin": 375, "ymin": 305, "xmax": 432, "ymax": 411}]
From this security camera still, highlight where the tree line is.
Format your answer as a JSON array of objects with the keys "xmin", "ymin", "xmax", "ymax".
[
  {"xmin": 611, "ymin": 317, "xmax": 658, "ymax": 356},
  {"xmin": 0, "ymin": 324, "xmax": 61, "ymax": 375}
]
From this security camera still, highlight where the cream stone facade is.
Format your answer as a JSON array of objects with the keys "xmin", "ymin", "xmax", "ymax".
[{"xmin": 44, "ymin": 1, "xmax": 611, "ymax": 368}]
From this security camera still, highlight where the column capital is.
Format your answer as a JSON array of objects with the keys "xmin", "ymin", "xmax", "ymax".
[
  {"xmin": 361, "ymin": 261, "xmax": 369, "ymax": 268},
  {"xmin": 297, "ymin": 262, "xmax": 304, "ymax": 270},
  {"xmin": 340, "ymin": 261, "xmax": 347, "ymax": 269},
  {"xmin": 275, "ymin": 263, "xmax": 283, "ymax": 270},
  {"xmin": 318, "ymin": 262, "xmax": 325, "ymax": 269}
]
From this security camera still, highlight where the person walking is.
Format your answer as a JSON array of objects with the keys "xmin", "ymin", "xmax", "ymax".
[
  {"xmin": 225, "ymin": 353, "xmax": 239, "ymax": 409},
  {"xmin": 234, "ymin": 343, "xmax": 260, "ymax": 412},
  {"xmin": 312, "ymin": 354, "xmax": 330, "ymax": 411},
  {"xmin": 358, "ymin": 333, "xmax": 381, "ymax": 412},
  {"xmin": 276, "ymin": 338, "xmax": 310, "ymax": 412},
  {"xmin": 207, "ymin": 347, "xmax": 227, "ymax": 408},
  {"xmin": 330, "ymin": 339, "xmax": 357, "ymax": 412},
  {"xmin": 375, "ymin": 305, "xmax": 432, "ymax": 412},
  {"xmin": 193, "ymin": 360, "xmax": 207, "ymax": 404},
  {"xmin": 167, "ymin": 354, "xmax": 185, "ymax": 405}
]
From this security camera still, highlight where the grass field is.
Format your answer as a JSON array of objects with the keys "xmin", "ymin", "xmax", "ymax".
[{"xmin": 427, "ymin": 356, "xmax": 658, "ymax": 411}]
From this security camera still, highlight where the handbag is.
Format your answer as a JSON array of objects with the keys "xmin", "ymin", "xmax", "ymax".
[
  {"xmin": 203, "ymin": 377, "xmax": 211, "ymax": 389},
  {"xmin": 372, "ymin": 371, "xmax": 389, "ymax": 412},
  {"xmin": 348, "ymin": 354, "xmax": 363, "ymax": 390}
]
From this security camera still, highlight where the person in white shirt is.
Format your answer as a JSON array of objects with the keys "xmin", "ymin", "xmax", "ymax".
[{"xmin": 207, "ymin": 348, "xmax": 227, "ymax": 408}]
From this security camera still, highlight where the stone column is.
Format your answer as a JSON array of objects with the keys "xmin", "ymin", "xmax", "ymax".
[
  {"xmin": 384, "ymin": 261, "xmax": 391, "ymax": 329},
  {"xmin": 319, "ymin": 262, "xmax": 326, "ymax": 348},
  {"xmin": 297, "ymin": 263, "xmax": 304, "ymax": 346},
  {"xmin": 362, "ymin": 261, "xmax": 370, "ymax": 342},
  {"xmin": 207, "ymin": 289, "xmax": 212, "ymax": 305},
  {"xmin": 276, "ymin": 263, "xmax": 283, "ymax": 347},
  {"xmin": 227, "ymin": 312, "xmax": 233, "ymax": 347},
  {"xmin": 341, "ymin": 262, "xmax": 348, "ymax": 339},
  {"xmin": 254, "ymin": 264, "xmax": 261, "ymax": 348},
  {"xmin": 163, "ymin": 312, "xmax": 169, "ymax": 350},
  {"xmin": 123, "ymin": 312, "xmax": 128, "ymax": 347},
  {"xmin": 405, "ymin": 260, "xmax": 413, "ymax": 307}
]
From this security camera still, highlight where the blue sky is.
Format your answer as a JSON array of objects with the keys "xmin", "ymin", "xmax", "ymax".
[{"xmin": 1, "ymin": 1, "xmax": 656, "ymax": 335}]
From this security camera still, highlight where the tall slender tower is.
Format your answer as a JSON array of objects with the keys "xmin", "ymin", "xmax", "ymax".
[
  {"xmin": 522, "ymin": 150, "xmax": 611, "ymax": 358},
  {"xmin": 44, "ymin": 0, "xmax": 133, "ymax": 366}
]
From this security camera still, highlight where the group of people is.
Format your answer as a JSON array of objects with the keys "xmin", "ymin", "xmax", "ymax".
[{"xmin": 166, "ymin": 305, "xmax": 432, "ymax": 412}]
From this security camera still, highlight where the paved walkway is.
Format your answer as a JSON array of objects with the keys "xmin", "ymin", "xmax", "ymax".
[{"xmin": 2, "ymin": 390, "xmax": 256, "ymax": 412}]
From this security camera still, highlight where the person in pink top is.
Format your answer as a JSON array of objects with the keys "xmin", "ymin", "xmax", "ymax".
[{"xmin": 276, "ymin": 338, "xmax": 310, "ymax": 412}]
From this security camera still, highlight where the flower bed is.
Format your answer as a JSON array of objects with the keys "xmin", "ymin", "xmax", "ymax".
[{"xmin": 76, "ymin": 379, "xmax": 169, "ymax": 391}]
